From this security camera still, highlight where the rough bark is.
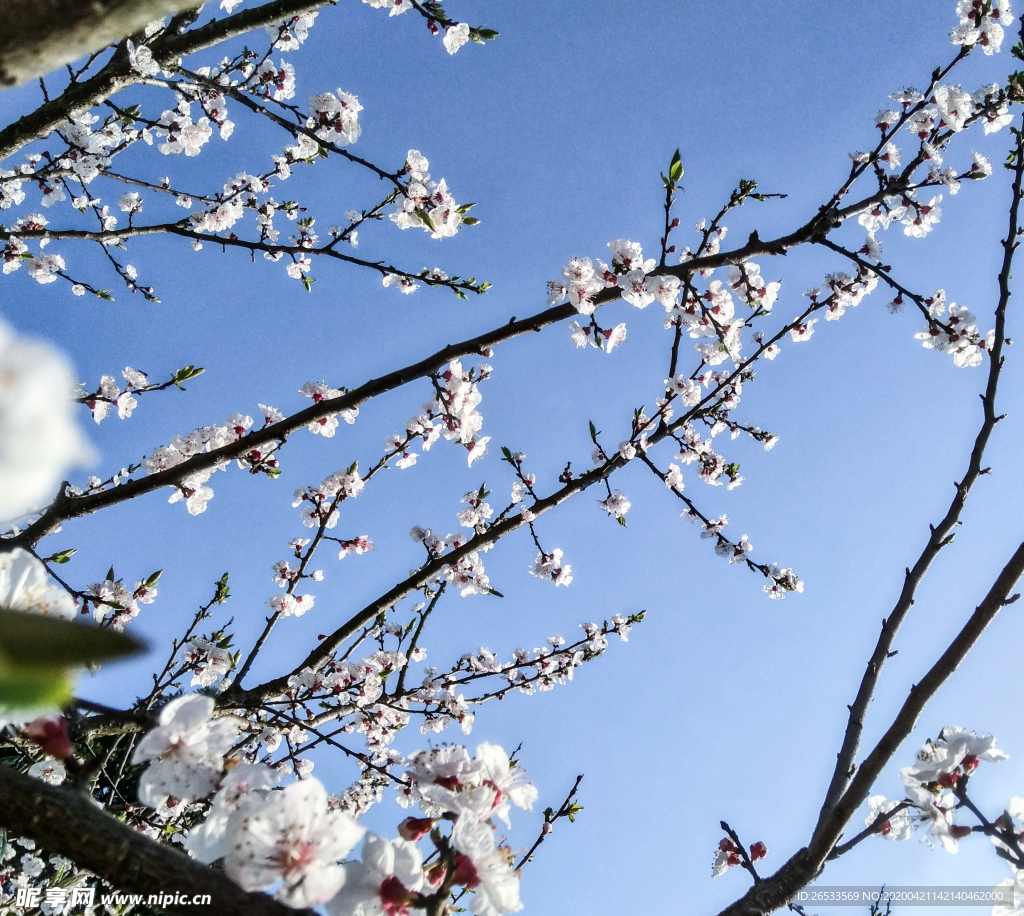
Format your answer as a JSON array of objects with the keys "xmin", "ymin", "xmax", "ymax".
[
  {"xmin": 0, "ymin": 765, "xmax": 310, "ymax": 916},
  {"xmin": 0, "ymin": 0, "xmax": 334, "ymax": 163},
  {"xmin": 0, "ymin": 0, "xmax": 201, "ymax": 88}
]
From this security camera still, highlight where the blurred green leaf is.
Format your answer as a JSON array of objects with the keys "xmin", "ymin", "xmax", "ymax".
[
  {"xmin": 0, "ymin": 665, "xmax": 73, "ymax": 711},
  {"xmin": 0, "ymin": 608, "xmax": 144, "ymax": 668}
]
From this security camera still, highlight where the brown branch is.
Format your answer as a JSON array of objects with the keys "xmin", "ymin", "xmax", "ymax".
[
  {"xmin": 513, "ymin": 774, "xmax": 584, "ymax": 871},
  {"xmin": 0, "ymin": 0, "xmax": 200, "ymax": 89},
  {"xmin": 716, "ymin": 536, "xmax": 1024, "ymax": 916},
  {"xmin": 0, "ymin": 0, "xmax": 339, "ymax": 163},
  {"xmin": 1, "ymin": 300, "xmax": 578, "ymax": 552},
  {"xmin": 812, "ymin": 114, "xmax": 1024, "ymax": 840},
  {"xmin": 0, "ymin": 765, "xmax": 310, "ymax": 916}
]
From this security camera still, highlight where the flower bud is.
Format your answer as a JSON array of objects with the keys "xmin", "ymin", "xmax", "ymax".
[
  {"xmin": 380, "ymin": 876, "xmax": 415, "ymax": 913},
  {"xmin": 452, "ymin": 854, "xmax": 480, "ymax": 889},
  {"xmin": 950, "ymin": 825, "xmax": 972, "ymax": 840},
  {"xmin": 398, "ymin": 817, "xmax": 435, "ymax": 841},
  {"xmin": 23, "ymin": 715, "xmax": 72, "ymax": 760},
  {"xmin": 749, "ymin": 841, "xmax": 768, "ymax": 862}
]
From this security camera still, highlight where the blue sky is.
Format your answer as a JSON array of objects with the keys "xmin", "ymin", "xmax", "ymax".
[{"xmin": 3, "ymin": 1, "xmax": 1024, "ymax": 913}]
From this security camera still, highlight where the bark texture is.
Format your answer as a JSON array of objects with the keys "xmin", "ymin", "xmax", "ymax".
[
  {"xmin": 0, "ymin": 765, "xmax": 310, "ymax": 916},
  {"xmin": 0, "ymin": 0, "xmax": 202, "ymax": 88}
]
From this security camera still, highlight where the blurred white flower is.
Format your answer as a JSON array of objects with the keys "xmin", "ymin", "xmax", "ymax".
[{"xmin": 0, "ymin": 317, "xmax": 91, "ymax": 521}]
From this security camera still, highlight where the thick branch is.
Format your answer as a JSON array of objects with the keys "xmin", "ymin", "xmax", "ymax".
[
  {"xmin": 0, "ymin": 764, "xmax": 309, "ymax": 916},
  {"xmin": 812, "ymin": 119, "xmax": 1024, "ymax": 838},
  {"xmin": 0, "ymin": 0, "xmax": 199, "ymax": 88},
  {"xmin": 716, "ymin": 537, "xmax": 1024, "ymax": 916},
  {"xmin": 813, "ymin": 537, "xmax": 1024, "ymax": 856},
  {"xmin": 0, "ymin": 0, "xmax": 336, "ymax": 162},
  {"xmin": 1, "ymin": 301, "xmax": 577, "ymax": 552}
]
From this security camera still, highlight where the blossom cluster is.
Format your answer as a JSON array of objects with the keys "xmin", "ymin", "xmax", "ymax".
[
  {"xmin": 126, "ymin": 692, "xmax": 533, "ymax": 914},
  {"xmin": 431, "ymin": 360, "xmax": 491, "ymax": 466},
  {"xmin": 389, "ymin": 150, "xmax": 468, "ymax": 240},
  {"xmin": 180, "ymin": 636, "xmax": 234, "ymax": 688},
  {"xmin": 950, "ymin": 0, "xmax": 1014, "ymax": 53},
  {"xmin": 385, "ymin": 359, "xmax": 491, "ymax": 470},
  {"xmin": 76, "ymin": 367, "xmax": 149, "ymax": 422},
  {"xmin": 914, "ymin": 295, "xmax": 995, "ymax": 367},
  {"xmin": 866, "ymin": 726, "xmax": 1008, "ymax": 852},
  {"xmin": 141, "ymin": 412, "xmax": 255, "ymax": 515},
  {"xmin": 84, "ymin": 567, "xmax": 159, "ymax": 630}
]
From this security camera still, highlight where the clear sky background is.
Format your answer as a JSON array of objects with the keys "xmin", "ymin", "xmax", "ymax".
[{"xmin": 3, "ymin": 2, "xmax": 1024, "ymax": 914}]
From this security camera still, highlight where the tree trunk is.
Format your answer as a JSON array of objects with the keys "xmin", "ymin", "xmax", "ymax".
[
  {"xmin": 0, "ymin": 0, "xmax": 201, "ymax": 87},
  {"xmin": 0, "ymin": 765, "xmax": 309, "ymax": 916}
]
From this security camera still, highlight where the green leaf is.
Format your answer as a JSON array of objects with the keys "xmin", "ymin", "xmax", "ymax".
[
  {"xmin": 487, "ymin": 588, "xmax": 505, "ymax": 598},
  {"xmin": 669, "ymin": 149, "xmax": 683, "ymax": 184},
  {"xmin": 476, "ymin": 28, "xmax": 499, "ymax": 40},
  {"xmin": 0, "ymin": 667, "xmax": 73, "ymax": 713},
  {"xmin": 215, "ymin": 572, "xmax": 231, "ymax": 604},
  {"xmin": 461, "ymin": 216, "xmax": 480, "ymax": 226},
  {"xmin": 173, "ymin": 365, "xmax": 204, "ymax": 389},
  {"xmin": 144, "ymin": 569, "xmax": 163, "ymax": 588},
  {"xmin": 456, "ymin": 202, "xmax": 477, "ymax": 214},
  {"xmin": 47, "ymin": 549, "xmax": 76, "ymax": 565},
  {"xmin": 301, "ymin": 275, "xmax": 316, "ymax": 292},
  {"xmin": 105, "ymin": 565, "xmax": 115, "ymax": 583},
  {"xmin": 0, "ymin": 608, "xmax": 144, "ymax": 669}
]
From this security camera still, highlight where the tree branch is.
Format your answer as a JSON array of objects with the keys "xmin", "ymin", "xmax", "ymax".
[
  {"xmin": 812, "ymin": 115, "xmax": 1024, "ymax": 840},
  {"xmin": 0, "ymin": 0, "xmax": 338, "ymax": 162},
  {"xmin": 0, "ymin": 0, "xmax": 200, "ymax": 89},
  {"xmin": 716, "ymin": 536, "xmax": 1024, "ymax": 916},
  {"xmin": 1, "ymin": 300, "xmax": 578, "ymax": 552},
  {"xmin": 0, "ymin": 764, "xmax": 310, "ymax": 915}
]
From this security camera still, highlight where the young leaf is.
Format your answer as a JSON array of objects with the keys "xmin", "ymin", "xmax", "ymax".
[
  {"xmin": 0, "ymin": 608, "xmax": 144, "ymax": 668},
  {"xmin": 669, "ymin": 149, "xmax": 683, "ymax": 184}
]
